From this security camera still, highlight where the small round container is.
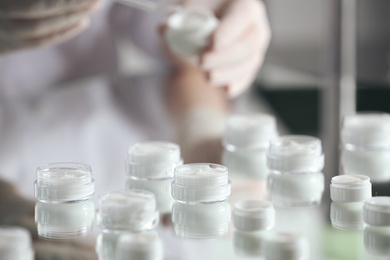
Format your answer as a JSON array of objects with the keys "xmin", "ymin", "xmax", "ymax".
[
  {"xmin": 233, "ymin": 200, "xmax": 275, "ymax": 232},
  {"xmin": 97, "ymin": 190, "xmax": 159, "ymax": 232},
  {"xmin": 262, "ymin": 232, "xmax": 309, "ymax": 260},
  {"xmin": 330, "ymin": 175, "xmax": 372, "ymax": 203},
  {"xmin": 35, "ymin": 200, "xmax": 95, "ymax": 240},
  {"xmin": 171, "ymin": 163, "xmax": 231, "ymax": 204},
  {"xmin": 34, "ymin": 162, "xmax": 95, "ymax": 203},
  {"xmin": 126, "ymin": 141, "xmax": 182, "ymax": 180},
  {"xmin": 363, "ymin": 197, "xmax": 390, "ymax": 226},
  {"xmin": 364, "ymin": 225, "xmax": 390, "ymax": 256},
  {"xmin": 165, "ymin": 8, "xmax": 219, "ymax": 57},
  {"xmin": 0, "ymin": 227, "xmax": 34, "ymax": 260},
  {"xmin": 233, "ymin": 231, "xmax": 263, "ymax": 257},
  {"xmin": 223, "ymin": 114, "xmax": 278, "ymax": 152},
  {"xmin": 171, "ymin": 201, "xmax": 231, "ymax": 239},
  {"xmin": 116, "ymin": 231, "xmax": 163, "ymax": 260},
  {"xmin": 267, "ymin": 135, "xmax": 324, "ymax": 173},
  {"xmin": 330, "ymin": 202, "xmax": 365, "ymax": 231}
]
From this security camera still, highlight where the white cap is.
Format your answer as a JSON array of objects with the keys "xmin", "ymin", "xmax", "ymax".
[
  {"xmin": 116, "ymin": 231, "xmax": 163, "ymax": 260},
  {"xmin": 97, "ymin": 190, "xmax": 159, "ymax": 232},
  {"xmin": 223, "ymin": 114, "xmax": 278, "ymax": 151},
  {"xmin": 363, "ymin": 197, "xmax": 390, "ymax": 226},
  {"xmin": 330, "ymin": 175, "xmax": 372, "ymax": 203},
  {"xmin": 172, "ymin": 163, "xmax": 231, "ymax": 204},
  {"xmin": 267, "ymin": 135, "xmax": 324, "ymax": 173},
  {"xmin": 364, "ymin": 225, "xmax": 390, "ymax": 256},
  {"xmin": 233, "ymin": 231, "xmax": 263, "ymax": 257},
  {"xmin": 126, "ymin": 141, "xmax": 182, "ymax": 180},
  {"xmin": 35, "ymin": 200, "xmax": 95, "ymax": 240},
  {"xmin": 262, "ymin": 233, "xmax": 309, "ymax": 260},
  {"xmin": 165, "ymin": 8, "xmax": 218, "ymax": 57},
  {"xmin": 341, "ymin": 112, "xmax": 390, "ymax": 149},
  {"xmin": 0, "ymin": 227, "xmax": 34, "ymax": 260},
  {"xmin": 171, "ymin": 201, "xmax": 231, "ymax": 239},
  {"xmin": 330, "ymin": 202, "xmax": 365, "ymax": 231},
  {"xmin": 233, "ymin": 200, "xmax": 275, "ymax": 232}
]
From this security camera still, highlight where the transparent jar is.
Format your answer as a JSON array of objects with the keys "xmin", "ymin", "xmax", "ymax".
[
  {"xmin": 341, "ymin": 112, "xmax": 390, "ymax": 183},
  {"xmin": 34, "ymin": 163, "xmax": 95, "ymax": 203},
  {"xmin": 171, "ymin": 163, "xmax": 231, "ymax": 204},
  {"xmin": 267, "ymin": 135, "xmax": 325, "ymax": 207},
  {"xmin": 222, "ymin": 114, "xmax": 278, "ymax": 180},
  {"xmin": 97, "ymin": 190, "xmax": 159, "ymax": 232},
  {"xmin": 35, "ymin": 200, "xmax": 95, "ymax": 240},
  {"xmin": 0, "ymin": 227, "xmax": 34, "ymax": 260}
]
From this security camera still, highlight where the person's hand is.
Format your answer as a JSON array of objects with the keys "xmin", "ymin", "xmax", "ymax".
[
  {"xmin": 202, "ymin": 0, "xmax": 271, "ymax": 98},
  {"xmin": 0, "ymin": 0, "xmax": 100, "ymax": 54}
]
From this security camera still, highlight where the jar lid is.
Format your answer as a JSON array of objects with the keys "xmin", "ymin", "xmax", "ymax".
[
  {"xmin": 364, "ymin": 197, "xmax": 390, "ymax": 226},
  {"xmin": 267, "ymin": 135, "xmax": 324, "ymax": 173},
  {"xmin": 97, "ymin": 190, "xmax": 159, "ymax": 232},
  {"xmin": 330, "ymin": 202, "xmax": 365, "ymax": 231},
  {"xmin": 262, "ymin": 233, "xmax": 309, "ymax": 260},
  {"xmin": 116, "ymin": 231, "xmax": 163, "ymax": 260},
  {"xmin": 341, "ymin": 112, "xmax": 390, "ymax": 149},
  {"xmin": 233, "ymin": 200, "xmax": 275, "ymax": 231},
  {"xmin": 330, "ymin": 175, "xmax": 372, "ymax": 203},
  {"xmin": 223, "ymin": 114, "xmax": 278, "ymax": 151},
  {"xmin": 126, "ymin": 141, "xmax": 182, "ymax": 180}
]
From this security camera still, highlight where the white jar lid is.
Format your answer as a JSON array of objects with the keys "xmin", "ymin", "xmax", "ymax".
[
  {"xmin": 116, "ymin": 231, "xmax": 163, "ymax": 260},
  {"xmin": 233, "ymin": 200, "xmax": 275, "ymax": 231},
  {"xmin": 165, "ymin": 8, "xmax": 218, "ymax": 57},
  {"xmin": 0, "ymin": 227, "xmax": 34, "ymax": 260},
  {"xmin": 330, "ymin": 175, "xmax": 372, "ymax": 203},
  {"xmin": 35, "ymin": 200, "xmax": 95, "ymax": 239},
  {"xmin": 364, "ymin": 197, "xmax": 390, "ymax": 226},
  {"xmin": 126, "ymin": 141, "xmax": 182, "ymax": 180},
  {"xmin": 341, "ymin": 112, "xmax": 390, "ymax": 149},
  {"xmin": 223, "ymin": 114, "xmax": 278, "ymax": 151},
  {"xmin": 172, "ymin": 163, "xmax": 231, "ymax": 204},
  {"xmin": 330, "ymin": 202, "xmax": 365, "ymax": 231},
  {"xmin": 97, "ymin": 190, "xmax": 159, "ymax": 232},
  {"xmin": 267, "ymin": 135, "xmax": 324, "ymax": 173},
  {"xmin": 34, "ymin": 162, "xmax": 95, "ymax": 203},
  {"xmin": 262, "ymin": 233, "xmax": 309, "ymax": 260},
  {"xmin": 171, "ymin": 201, "xmax": 231, "ymax": 239},
  {"xmin": 364, "ymin": 225, "xmax": 390, "ymax": 256}
]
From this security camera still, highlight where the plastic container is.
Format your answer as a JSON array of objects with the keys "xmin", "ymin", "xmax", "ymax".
[
  {"xmin": 341, "ymin": 112, "xmax": 390, "ymax": 182},
  {"xmin": 262, "ymin": 232, "xmax": 309, "ymax": 260},
  {"xmin": 171, "ymin": 201, "xmax": 231, "ymax": 239},
  {"xmin": 330, "ymin": 175, "xmax": 372, "ymax": 203},
  {"xmin": 363, "ymin": 196, "xmax": 390, "ymax": 226},
  {"xmin": 267, "ymin": 135, "xmax": 325, "ymax": 207},
  {"xmin": 171, "ymin": 163, "xmax": 231, "ymax": 204},
  {"xmin": 330, "ymin": 202, "xmax": 365, "ymax": 231},
  {"xmin": 35, "ymin": 200, "xmax": 95, "ymax": 239},
  {"xmin": 126, "ymin": 141, "xmax": 182, "ymax": 180},
  {"xmin": 0, "ymin": 227, "xmax": 34, "ymax": 260},
  {"xmin": 34, "ymin": 163, "xmax": 95, "ymax": 203},
  {"xmin": 116, "ymin": 231, "xmax": 163, "ymax": 260},
  {"xmin": 233, "ymin": 200, "xmax": 275, "ymax": 232},
  {"xmin": 165, "ymin": 7, "xmax": 218, "ymax": 57},
  {"xmin": 97, "ymin": 190, "xmax": 159, "ymax": 232}
]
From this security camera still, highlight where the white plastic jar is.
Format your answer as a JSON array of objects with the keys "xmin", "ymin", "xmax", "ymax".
[
  {"xmin": 34, "ymin": 162, "xmax": 95, "ymax": 203},
  {"xmin": 341, "ymin": 112, "xmax": 390, "ymax": 182},
  {"xmin": 35, "ymin": 200, "xmax": 95, "ymax": 239},
  {"xmin": 171, "ymin": 201, "xmax": 231, "ymax": 239},
  {"xmin": 97, "ymin": 190, "xmax": 159, "ymax": 232},
  {"xmin": 164, "ymin": 7, "xmax": 218, "ymax": 57},
  {"xmin": 171, "ymin": 163, "xmax": 231, "ymax": 204},
  {"xmin": 0, "ymin": 227, "xmax": 34, "ymax": 260},
  {"xmin": 222, "ymin": 114, "xmax": 278, "ymax": 180},
  {"xmin": 330, "ymin": 175, "xmax": 372, "ymax": 203},
  {"xmin": 267, "ymin": 135, "xmax": 325, "ymax": 207},
  {"xmin": 363, "ymin": 196, "xmax": 390, "ymax": 226}
]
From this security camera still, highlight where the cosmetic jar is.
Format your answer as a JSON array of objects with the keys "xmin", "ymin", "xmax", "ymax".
[
  {"xmin": 171, "ymin": 163, "xmax": 231, "ymax": 204},
  {"xmin": 330, "ymin": 175, "xmax": 372, "ymax": 203},
  {"xmin": 97, "ymin": 190, "xmax": 159, "ymax": 232},
  {"xmin": 233, "ymin": 200, "xmax": 275, "ymax": 232},
  {"xmin": 363, "ymin": 196, "xmax": 390, "ymax": 226},
  {"xmin": 34, "ymin": 162, "xmax": 95, "ymax": 203}
]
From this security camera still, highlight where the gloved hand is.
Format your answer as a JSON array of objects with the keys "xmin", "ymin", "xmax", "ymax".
[{"xmin": 0, "ymin": 0, "xmax": 100, "ymax": 54}]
